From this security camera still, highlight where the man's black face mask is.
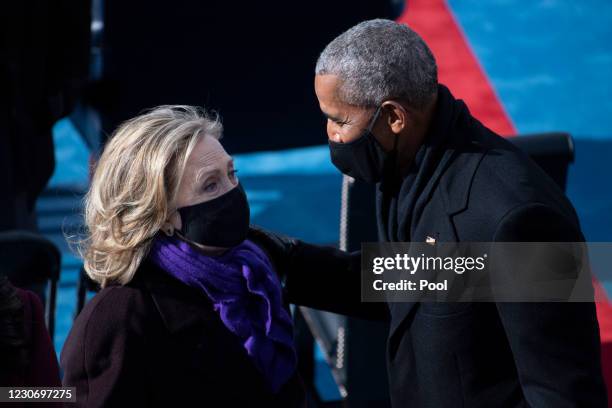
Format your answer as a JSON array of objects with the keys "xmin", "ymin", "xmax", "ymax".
[
  {"xmin": 177, "ymin": 182, "xmax": 250, "ymax": 248},
  {"xmin": 328, "ymin": 105, "xmax": 398, "ymax": 183}
]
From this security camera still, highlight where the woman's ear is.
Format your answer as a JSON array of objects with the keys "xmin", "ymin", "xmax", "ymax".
[
  {"xmin": 161, "ymin": 221, "xmax": 174, "ymax": 236},
  {"xmin": 161, "ymin": 210, "xmax": 181, "ymax": 236}
]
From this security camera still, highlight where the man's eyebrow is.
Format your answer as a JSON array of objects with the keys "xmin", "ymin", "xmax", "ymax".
[{"xmin": 321, "ymin": 111, "xmax": 344, "ymax": 123}]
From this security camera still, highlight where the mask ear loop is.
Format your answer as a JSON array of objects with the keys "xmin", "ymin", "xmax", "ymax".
[
  {"xmin": 366, "ymin": 104, "xmax": 384, "ymax": 133},
  {"xmin": 392, "ymin": 130, "xmax": 400, "ymax": 154},
  {"xmin": 368, "ymin": 104, "xmax": 401, "ymax": 152},
  {"xmin": 163, "ymin": 207, "xmax": 181, "ymax": 236},
  {"xmin": 380, "ymin": 106, "xmax": 402, "ymax": 193}
]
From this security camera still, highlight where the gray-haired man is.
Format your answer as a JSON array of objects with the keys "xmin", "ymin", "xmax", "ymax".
[{"xmin": 250, "ymin": 19, "xmax": 607, "ymax": 407}]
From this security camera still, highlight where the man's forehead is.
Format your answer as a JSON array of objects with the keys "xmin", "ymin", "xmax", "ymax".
[
  {"xmin": 316, "ymin": 74, "xmax": 352, "ymax": 114},
  {"xmin": 315, "ymin": 74, "xmax": 373, "ymax": 116},
  {"xmin": 315, "ymin": 74, "xmax": 342, "ymax": 101},
  {"xmin": 315, "ymin": 73, "xmax": 341, "ymax": 87}
]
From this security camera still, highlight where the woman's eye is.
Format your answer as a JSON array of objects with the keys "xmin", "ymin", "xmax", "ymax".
[{"xmin": 203, "ymin": 182, "xmax": 218, "ymax": 193}]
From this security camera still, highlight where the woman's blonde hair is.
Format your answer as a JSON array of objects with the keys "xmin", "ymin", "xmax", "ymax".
[{"xmin": 74, "ymin": 105, "xmax": 222, "ymax": 287}]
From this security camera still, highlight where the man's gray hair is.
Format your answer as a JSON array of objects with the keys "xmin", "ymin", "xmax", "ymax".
[{"xmin": 315, "ymin": 19, "xmax": 438, "ymax": 110}]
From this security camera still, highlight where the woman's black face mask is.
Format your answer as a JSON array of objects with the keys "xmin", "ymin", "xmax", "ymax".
[
  {"xmin": 176, "ymin": 182, "xmax": 250, "ymax": 248},
  {"xmin": 328, "ymin": 105, "xmax": 398, "ymax": 183}
]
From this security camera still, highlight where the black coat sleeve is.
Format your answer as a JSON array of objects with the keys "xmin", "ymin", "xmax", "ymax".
[
  {"xmin": 492, "ymin": 203, "xmax": 607, "ymax": 407},
  {"xmin": 283, "ymin": 242, "xmax": 389, "ymax": 322}
]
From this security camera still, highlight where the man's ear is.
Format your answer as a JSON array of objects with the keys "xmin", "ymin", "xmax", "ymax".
[{"xmin": 382, "ymin": 101, "xmax": 409, "ymax": 135}]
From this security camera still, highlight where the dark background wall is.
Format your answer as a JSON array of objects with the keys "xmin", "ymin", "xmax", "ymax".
[{"xmin": 95, "ymin": 0, "xmax": 397, "ymax": 154}]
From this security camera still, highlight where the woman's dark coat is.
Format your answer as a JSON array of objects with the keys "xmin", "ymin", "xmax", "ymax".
[{"xmin": 60, "ymin": 257, "xmax": 305, "ymax": 407}]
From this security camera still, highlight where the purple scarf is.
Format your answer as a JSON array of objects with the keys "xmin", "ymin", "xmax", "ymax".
[{"xmin": 148, "ymin": 233, "xmax": 297, "ymax": 393}]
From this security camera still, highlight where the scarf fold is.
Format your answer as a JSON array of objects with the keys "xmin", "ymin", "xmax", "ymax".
[{"xmin": 148, "ymin": 233, "xmax": 297, "ymax": 393}]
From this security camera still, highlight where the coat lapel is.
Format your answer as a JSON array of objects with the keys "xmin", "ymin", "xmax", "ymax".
[
  {"xmin": 387, "ymin": 214, "xmax": 460, "ymax": 340},
  {"xmin": 136, "ymin": 259, "xmax": 216, "ymax": 333},
  {"xmin": 135, "ymin": 259, "xmax": 272, "ymax": 388},
  {"xmin": 387, "ymin": 140, "xmax": 488, "ymax": 343}
]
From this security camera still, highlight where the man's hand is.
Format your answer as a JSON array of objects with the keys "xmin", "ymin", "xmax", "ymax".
[{"xmin": 247, "ymin": 225, "xmax": 300, "ymax": 275}]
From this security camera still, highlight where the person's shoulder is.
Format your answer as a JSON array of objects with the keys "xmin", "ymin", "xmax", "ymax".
[
  {"xmin": 469, "ymin": 128, "xmax": 570, "ymax": 209},
  {"xmin": 70, "ymin": 271, "xmax": 158, "ymax": 343},
  {"xmin": 12, "ymin": 288, "xmax": 47, "ymax": 347},
  {"xmin": 61, "ymin": 271, "xmax": 159, "ymax": 370},
  {"xmin": 87, "ymin": 284, "xmax": 150, "ymax": 324},
  {"xmin": 439, "ymin": 126, "xmax": 532, "ymax": 215},
  {"xmin": 446, "ymin": 124, "xmax": 580, "ymax": 240},
  {"xmin": 14, "ymin": 288, "xmax": 44, "ymax": 320},
  {"xmin": 468, "ymin": 126, "xmax": 536, "ymax": 179}
]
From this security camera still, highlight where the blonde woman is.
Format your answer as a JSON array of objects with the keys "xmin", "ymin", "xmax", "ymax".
[{"xmin": 61, "ymin": 106, "xmax": 304, "ymax": 407}]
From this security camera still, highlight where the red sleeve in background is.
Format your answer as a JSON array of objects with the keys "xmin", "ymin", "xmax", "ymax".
[{"xmin": 15, "ymin": 288, "xmax": 61, "ymax": 387}]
